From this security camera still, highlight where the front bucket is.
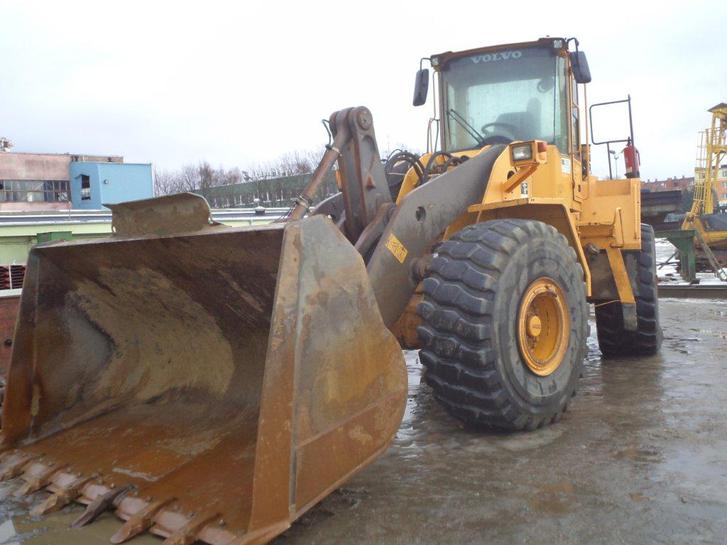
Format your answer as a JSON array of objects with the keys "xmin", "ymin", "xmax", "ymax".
[{"xmin": 0, "ymin": 194, "xmax": 407, "ymax": 545}]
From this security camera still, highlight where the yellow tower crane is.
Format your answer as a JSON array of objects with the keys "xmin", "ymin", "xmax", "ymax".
[
  {"xmin": 689, "ymin": 103, "xmax": 727, "ymax": 216},
  {"xmin": 680, "ymin": 103, "xmax": 727, "ymax": 280}
]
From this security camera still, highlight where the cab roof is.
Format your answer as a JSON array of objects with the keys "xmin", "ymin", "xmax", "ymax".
[{"xmin": 431, "ymin": 37, "xmax": 570, "ymax": 70}]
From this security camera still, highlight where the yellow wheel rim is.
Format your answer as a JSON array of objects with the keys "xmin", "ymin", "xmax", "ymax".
[{"xmin": 517, "ymin": 277, "xmax": 570, "ymax": 377}]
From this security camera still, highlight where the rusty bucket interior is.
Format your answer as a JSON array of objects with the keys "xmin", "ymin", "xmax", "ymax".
[{"xmin": 0, "ymin": 194, "xmax": 407, "ymax": 545}]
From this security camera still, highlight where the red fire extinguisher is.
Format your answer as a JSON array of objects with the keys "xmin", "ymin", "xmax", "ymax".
[{"xmin": 622, "ymin": 138, "xmax": 640, "ymax": 179}]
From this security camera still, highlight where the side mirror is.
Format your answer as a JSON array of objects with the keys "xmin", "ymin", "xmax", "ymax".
[
  {"xmin": 569, "ymin": 51, "xmax": 592, "ymax": 84},
  {"xmin": 413, "ymin": 68, "xmax": 429, "ymax": 107}
]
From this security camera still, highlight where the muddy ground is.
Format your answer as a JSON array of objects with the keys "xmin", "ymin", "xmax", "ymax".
[{"xmin": 1, "ymin": 298, "xmax": 726, "ymax": 544}]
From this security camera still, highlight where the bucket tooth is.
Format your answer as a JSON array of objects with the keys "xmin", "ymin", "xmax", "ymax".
[
  {"xmin": 76, "ymin": 482, "xmax": 113, "ymax": 506},
  {"xmin": 160, "ymin": 512, "xmax": 221, "ymax": 545},
  {"xmin": 30, "ymin": 473, "xmax": 95, "ymax": 516},
  {"xmin": 152, "ymin": 508, "xmax": 240, "ymax": 545},
  {"xmin": 14, "ymin": 461, "xmax": 65, "ymax": 497},
  {"xmin": 111, "ymin": 497, "xmax": 176, "ymax": 544},
  {"xmin": 71, "ymin": 485, "xmax": 131, "ymax": 528},
  {"xmin": 0, "ymin": 451, "xmax": 37, "ymax": 481}
]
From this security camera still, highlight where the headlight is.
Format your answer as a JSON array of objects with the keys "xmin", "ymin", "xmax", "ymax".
[{"xmin": 511, "ymin": 143, "xmax": 533, "ymax": 162}]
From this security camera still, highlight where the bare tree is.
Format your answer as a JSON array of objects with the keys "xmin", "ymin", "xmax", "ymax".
[
  {"xmin": 178, "ymin": 164, "xmax": 201, "ymax": 192},
  {"xmin": 153, "ymin": 168, "xmax": 178, "ymax": 197},
  {"xmin": 151, "ymin": 149, "xmax": 333, "ymax": 207},
  {"xmin": 221, "ymin": 166, "xmax": 243, "ymax": 186},
  {"xmin": 246, "ymin": 150, "xmax": 321, "ymax": 180}
]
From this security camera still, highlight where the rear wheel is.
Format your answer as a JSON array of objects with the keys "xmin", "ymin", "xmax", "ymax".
[
  {"xmin": 417, "ymin": 219, "xmax": 588, "ymax": 431},
  {"xmin": 595, "ymin": 224, "xmax": 662, "ymax": 358}
]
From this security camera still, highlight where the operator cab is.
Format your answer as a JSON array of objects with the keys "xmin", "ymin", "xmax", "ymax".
[{"xmin": 414, "ymin": 37, "xmax": 590, "ymax": 156}]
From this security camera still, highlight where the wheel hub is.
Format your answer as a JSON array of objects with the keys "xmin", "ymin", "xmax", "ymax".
[
  {"xmin": 518, "ymin": 277, "xmax": 570, "ymax": 377},
  {"xmin": 526, "ymin": 315, "xmax": 542, "ymax": 337}
]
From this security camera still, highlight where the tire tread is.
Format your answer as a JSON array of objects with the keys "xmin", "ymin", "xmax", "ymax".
[{"xmin": 417, "ymin": 219, "xmax": 587, "ymax": 431}]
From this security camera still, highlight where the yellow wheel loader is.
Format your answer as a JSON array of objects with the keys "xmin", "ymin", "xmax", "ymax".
[{"xmin": 0, "ymin": 37, "xmax": 661, "ymax": 544}]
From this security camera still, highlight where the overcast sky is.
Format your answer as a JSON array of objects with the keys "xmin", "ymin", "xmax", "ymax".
[{"xmin": 2, "ymin": 0, "xmax": 725, "ymax": 180}]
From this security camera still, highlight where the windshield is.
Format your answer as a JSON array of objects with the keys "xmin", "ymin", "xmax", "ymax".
[{"xmin": 440, "ymin": 46, "xmax": 569, "ymax": 152}]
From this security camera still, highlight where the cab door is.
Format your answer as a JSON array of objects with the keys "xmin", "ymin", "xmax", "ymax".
[{"xmin": 568, "ymin": 68, "xmax": 586, "ymax": 203}]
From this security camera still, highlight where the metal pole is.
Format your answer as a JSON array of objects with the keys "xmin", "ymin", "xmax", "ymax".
[
  {"xmin": 627, "ymin": 94, "xmax": 635, "ymax": 148},
  {"xmin": 607, "ymin": 142, "xmax": 613, "ymax": 179}
]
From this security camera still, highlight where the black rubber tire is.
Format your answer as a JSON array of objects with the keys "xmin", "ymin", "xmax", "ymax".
[
  {"xmin": 595, "ymin": 224, "xmax": 663, "ymax": 358},
  {"xmin": 416, "ymin": 219, "xmax": 588, "ymax": 431}
]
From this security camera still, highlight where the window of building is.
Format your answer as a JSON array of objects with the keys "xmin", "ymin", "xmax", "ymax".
[
  {"xmin": 0, "ymin": 264, "xmax": 27, "ymax": 290},
  {"xmin": 0, "ymin": 180, "xmax": 70, "ymax": 202},
  {"xmin": 80, "ymin": 174, "xmax": 91, "ymax": 200}
]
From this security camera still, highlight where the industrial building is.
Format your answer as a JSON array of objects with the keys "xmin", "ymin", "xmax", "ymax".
[
  {"xmin": 642, "ymin": 170, "xmax": 727, "ymax": 208},
  {"xmin": 0, "ymin": 150, "xmax": 154, "ymax": 290},
  {"xmin": 0, "ymin": 151, "xmax": 153, "ymax": 212},
  {"xmin": 641, "ymin": 175, "xmax": 694, "ymax": 192}
]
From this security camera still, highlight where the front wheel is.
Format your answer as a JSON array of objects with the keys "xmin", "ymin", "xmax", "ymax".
[{"xmin": 417, "ymin": 219, "xmax": 588, "ymax": 431}]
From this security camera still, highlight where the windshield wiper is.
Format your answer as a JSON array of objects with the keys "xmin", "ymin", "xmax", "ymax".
[{"xmin": 447, "ymin": 109, "xmax": 485, "ymax": 146}]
